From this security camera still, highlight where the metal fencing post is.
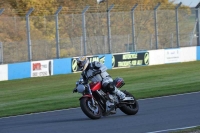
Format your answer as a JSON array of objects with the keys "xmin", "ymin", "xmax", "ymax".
[
  {"xmin": 127, "ymin": 34, "xmax": 130, "ymax": 52},
  {"xmin": 80, "ymin": 36, "xmax": 83, "ymax": 56},
  {"xmin": 171, "ymin": 33, "xmax": 174, "ymax": 48},
  {"xmin": 175, "ymin": 2, "xmax": 182, "ymax": 48},
  {"xmin": 150, "ymin": 34, "xmax": 153, "ymax": 49},
  {"xmin": 107, "ymin": 4, "xmax": 114, "ymax": 53},
  {"xmin": 196, "ymin": 3, "xmax": 200, "ymax": 46},
  {"xmin": 26, "ymin": 8, "xmax": 34, "ymax": 61},
  {"xmin": 55, "ymin": 6, "xmax": 62, "ymax": 59},
  {"xmin": 131, "ymin": 4, "xmax": 138, "ymax": 52},
  {"xmin": 154, "ymin": 2, "xmax": 161, "ymax": 49},
  {"xmin": 189, "ymin": 19, "xmax": 198, "ymax": 46},
  {"xmin": 0, "ymin": 9, "xmax": 4, "ymax": 64},
  {"xmin": 0, "ymin": 42, "xmax": 3, "ymax": 64},
  {"xmin": 82, "ymin": 6, "xmax": 90, "ymax": 56},
  {"xmin": 104, "ymin": 35, "xmax": 106, "ymax": 53}
]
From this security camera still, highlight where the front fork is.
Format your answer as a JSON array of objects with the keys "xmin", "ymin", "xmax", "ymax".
[{"xmin": 79, "ymin": 84, "xmax": 96, "ymax": 107}]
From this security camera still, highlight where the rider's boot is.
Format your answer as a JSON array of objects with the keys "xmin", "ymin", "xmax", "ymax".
[
  {"xmin": 106, "ymin": 99, "xmax": 116, "ymax": 114},
  {"xmin": 113, "ymin": 87, "xmax": 126, "ymax": 100}
]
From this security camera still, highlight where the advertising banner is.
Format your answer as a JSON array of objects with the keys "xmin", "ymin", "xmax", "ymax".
[
  {"xmin": 31, "ymin": 60, "xmax": 53, "ymax": 77},
  {"xmin": 71, "ymin": 55, "xmax": 105, "ymax": 72},
  {"xmin": 0, "ymin": 64, "xmax": 8, "ymax": 81},
  {"xmin": 180, "ymin": 47, "xmax": 196, "ymax": 62},
  {"xmin": 112, "ymin": 52, "xmax": 149, "ymax": 68},
  {"xmin": 164, "ymin": 49, "xmax": 180, "ymax": 63},
  {"xmin": 148, "ymin": 49, "xmax": 165, "ymax": 66}
]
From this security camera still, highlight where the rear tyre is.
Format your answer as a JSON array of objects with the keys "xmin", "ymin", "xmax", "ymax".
[
  {"xmin": 80, "ymin": 97, "xmax": 102, "ymax": 119},
  {"xmin": 119, "ymin": 90, "xmax": 139, "ymax": 115}
]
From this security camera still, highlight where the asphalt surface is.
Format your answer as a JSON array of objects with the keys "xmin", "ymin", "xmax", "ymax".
[{"xmin": 0, "ymin": 92, "xmax": 200, "ymax": 133}]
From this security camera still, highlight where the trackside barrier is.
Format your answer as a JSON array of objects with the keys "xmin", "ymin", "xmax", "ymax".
[
  {"xmin": 8, "ymin": 62, "xmax": 30, "ymax": 80},
  {"xmin": 53, "ymin": 58, "xmax": 71, "ymax": 75},
  {"xmin": 149, "ymin": 46, "xmax": 197, "ymax": 66},
  {"xmin": 112, "ymin": 51, "xmax": 149, "ymax": 68},
  {"xmin": 0, "ymin": 47, "xmax": 199, "ymax": 82},
  {"xmin": 180, "ymin": 47, "xmax": 196, "ymax": 62},
  {"xmin": 31, "ymin": 60, "xmax": 53, "ymax": 77},
  {"xmin": 71, "ymin": 54, "xmax": 113, "ymax": 73},
  {"xmin": 197, "ymin": 46, "xmax": 200, "ymax": 60},
  {"xmin": 0, "ymin": 64, "xmax": 8, "ymax": 81}
]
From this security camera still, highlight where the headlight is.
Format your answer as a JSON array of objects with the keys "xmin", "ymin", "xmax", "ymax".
[{"xmin": 76, "ymin": 84, "xmax": 85, "ymax": 93}]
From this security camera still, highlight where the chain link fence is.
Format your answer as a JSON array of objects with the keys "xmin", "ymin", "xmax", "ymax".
[{"xmin": 0, "ymin": 7, "xmax": 198, "ymax": 64}]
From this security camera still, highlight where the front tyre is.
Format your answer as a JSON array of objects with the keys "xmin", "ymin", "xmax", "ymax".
[
  {"xmin": 80, "ymin": 97, "xmax": 102, "ymax": 119},
  {"xmin": 119, "ymin": 90, "xmax": 139, "ymax": 115}
]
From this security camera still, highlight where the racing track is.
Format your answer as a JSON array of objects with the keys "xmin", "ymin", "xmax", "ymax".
[{"xmin": 0, "ymin": 92, "xmax": 200, "ymax": 133}]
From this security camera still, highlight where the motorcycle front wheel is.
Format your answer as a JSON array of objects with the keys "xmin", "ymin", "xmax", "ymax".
[
  {"xmin": 80, "ymin": 97, "xmax": 102, "ymax": 119},
  {"xmin": 119, "ymin": 90, "xmax": 139, "ymax": 115}
]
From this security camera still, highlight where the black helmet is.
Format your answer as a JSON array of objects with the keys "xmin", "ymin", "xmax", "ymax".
[{"xmin": 77, "ymin": 56, "xmax": 89, "ymax": 71}]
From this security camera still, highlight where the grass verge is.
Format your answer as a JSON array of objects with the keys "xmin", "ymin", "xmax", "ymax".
[
  {"xmin": 0, "ymin": 61, "xmax": 200, "ymax": 118},
  {"xmin": 170, "ymin": 126, "xmax": 200, "ymax": 133}
]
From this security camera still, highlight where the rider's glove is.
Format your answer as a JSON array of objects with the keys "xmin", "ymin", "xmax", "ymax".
[
  {"xmin": 93, "ymin": 70, "xmax": 101, "ymax": 76},
  {"xmin": 73, "ymin": 88, "xmax": 77, "ymax": 93}
]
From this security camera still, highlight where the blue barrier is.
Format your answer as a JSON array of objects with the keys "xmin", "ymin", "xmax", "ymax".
[
  {"xmin": 8, "ymin": 62, "xmax": 31, "ymax": 80},
  {"xmin": 53, "ymin": 58, "xmax": 71, "ymax": 75},
  {"xmin": 94, "ymin": 54, "xmax": 112, "ymax": 69},
  {"xmin": 197, "ymin": 46, "xmax": 200, "ymax": 60}
]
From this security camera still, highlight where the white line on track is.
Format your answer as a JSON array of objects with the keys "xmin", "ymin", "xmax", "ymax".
[
  {"xmin": 0, "ymin": 107, "xmax": 80, "ymax": 120},
  {"xmin": 147, "ymin": 125, "xmax": 200, "ymax": 133},
  {"xmin": 0, "ymin": 91, "xmax": 200, "ymax": 120},
  {"xmin": 138, "ymin": 91, "xmax": 200, "ymax": 101}
]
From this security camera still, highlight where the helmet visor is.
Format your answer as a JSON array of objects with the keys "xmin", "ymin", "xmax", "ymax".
[
  {"xmin": 77, "ymin": 60, "xmax": 83, "ymax": 68},
  {"xmin": 77, "ymin": 57, "xmax": 89, "ymax": 70}
]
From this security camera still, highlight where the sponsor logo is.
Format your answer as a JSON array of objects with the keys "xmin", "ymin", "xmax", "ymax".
[
  {"xmin": 31, "ymin": 60, "xmax": 53, "ymax": 77},
  {"xmin": 144, "ymin": 53, "xmax": 149, "ymax": 65},
  {"xmin": 72, "ymin": 58, "xmax": 78, "ymax": 72},
  {"xmin": 113, "ymin": 52, "xmax": 149, "ymax": 67},
  {"xmin": 71, "ymin": 56, "xmax": 105, "ymax": 72},
  {"xmin": 112, "ymin": 55, "xmax": 115, "ymax": 68},
  {"xmin": 99, "ymin": 56, "xmax": 105, "ymax": 64},
  {"xmin": 33, "ymin": 63, "xmax": 41, "ymax": 71},
  {"xmin": 32, "ymin": 63, "xmax": 48, "ymax": 71},
  {"xmin": 165, "ymin": 49, "xmax": 180, "ymax": 63}
]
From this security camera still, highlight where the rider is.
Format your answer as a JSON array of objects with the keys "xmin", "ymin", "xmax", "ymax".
[{"xmin": 74, "ymin": 56, "xmax": 126, "ymax": 112}]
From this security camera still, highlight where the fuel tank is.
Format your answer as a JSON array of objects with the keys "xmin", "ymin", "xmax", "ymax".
[{"xmin": 89, "ymin": 82, "xmax": 102, "ymax": 91}]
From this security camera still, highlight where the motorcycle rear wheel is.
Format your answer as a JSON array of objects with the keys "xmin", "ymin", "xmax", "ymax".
[
  {"xmin": 119, "ymin": 90, "xmax": 139, "ymax": 115},
  {"xmin": 80, "ymin": 97, "xmax": 102, "ymax": 119}
]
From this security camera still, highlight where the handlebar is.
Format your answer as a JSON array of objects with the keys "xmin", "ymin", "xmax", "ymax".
[{"xmin": 81, "ymin": 71, "xmax": 96, "ymax": 84}]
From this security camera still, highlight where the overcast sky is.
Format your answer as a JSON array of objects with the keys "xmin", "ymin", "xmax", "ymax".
[{"xmin": 171, "ymin": 0, "xmax": 200, "ymax": 7}]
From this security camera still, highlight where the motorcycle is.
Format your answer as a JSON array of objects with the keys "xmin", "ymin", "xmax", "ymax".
[{"xmin": 73, "ymin": 73, "xmax": 139, "ymax": 119}]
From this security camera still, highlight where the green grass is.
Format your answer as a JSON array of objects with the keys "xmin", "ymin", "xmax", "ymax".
[{"xmin": 0, "ymin": 61, "xmax": 200, "ymax": 118}]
